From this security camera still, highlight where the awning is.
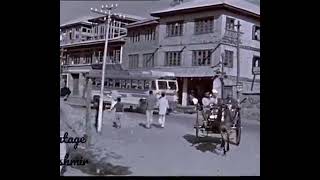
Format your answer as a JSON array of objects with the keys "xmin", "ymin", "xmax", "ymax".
[{"xmin": 152, "ymin": 67, "xmax": 216, "ymax": 78}]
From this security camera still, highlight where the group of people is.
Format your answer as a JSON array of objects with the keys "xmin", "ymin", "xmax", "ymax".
[
  {"xmin": 145, "ymin": 91, "xmax": 169, "ymax": 128},
  {"xmin": 93, "ymin": 90, "xmax": 170, "ymax": 130}
]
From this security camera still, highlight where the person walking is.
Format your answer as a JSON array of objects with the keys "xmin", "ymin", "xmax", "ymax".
[
  {"xmin": 158, "ymin": 92, "xmax": 169, "ymax": 128},
  {"xmin": 110, "ymin": 97, "xmax": 124, "ymax": 128},
  {"xmin": 60, "ymin": 85, "xmax": 71, "ymax": 101},
  {"xmin": 146, "ymin": 90, "xmax": 158, "ymax": 129}
]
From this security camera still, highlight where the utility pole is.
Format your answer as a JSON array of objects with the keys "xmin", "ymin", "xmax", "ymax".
[
  {"xmin": 91, "ymin": 3, "xmax": 118, "ymax": 133},
  {"xmin": 220, "ymin": 53, "xmax": 225, "ymax": 99},
  {"xmin": 235, "ymin": 21, "xmax": 241, "ymax": 100},
  {"xmin": 85, "ymin": 78, "xmax": 92, "ymax": 147}
]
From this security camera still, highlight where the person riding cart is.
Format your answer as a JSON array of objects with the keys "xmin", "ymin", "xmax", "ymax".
[{"xmin": 200, "ymin": 89, "xmax": 219, "ymax": 127}]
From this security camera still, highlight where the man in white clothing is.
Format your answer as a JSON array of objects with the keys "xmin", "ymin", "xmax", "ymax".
[{"xmin": 157, "ymin": 92, "xmax": 169, "ymax": 128}]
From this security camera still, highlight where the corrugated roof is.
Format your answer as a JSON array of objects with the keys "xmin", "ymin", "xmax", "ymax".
[{"xmin": 151, "ymin": 0, "xmax": 260, "ymax": 16}]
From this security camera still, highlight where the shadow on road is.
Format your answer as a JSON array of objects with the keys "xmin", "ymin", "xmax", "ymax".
[
  {"xmin": 151, "ymin": 124, "xmax": 162, "ymax": 128},
  {"xmin": 138, "ymin": 123, "xmax": 147, "ymax": 129},
  {"xmin": 138, "ymin": 123, "xmax": 163, "ymax": 129},
  {"xmin": 65, "ymin": 148, "xmax": 132, "ymax": 176},
  {"xmin": 183, "ymin": 134, "xmax": 224, "ymax": 155}
]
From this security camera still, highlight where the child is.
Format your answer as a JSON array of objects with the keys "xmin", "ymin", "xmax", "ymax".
[{"xmin": 110, "ymin": 97, "xmax": 124, "ymax": 128}]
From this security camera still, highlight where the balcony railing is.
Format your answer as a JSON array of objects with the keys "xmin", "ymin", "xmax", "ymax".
[{"xmin": 60, "ymin": 27, "xmax": 128, "ymax": 45}]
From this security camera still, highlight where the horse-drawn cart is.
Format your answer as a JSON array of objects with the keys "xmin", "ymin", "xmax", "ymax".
[{"xmin": 192, "ymin": 97, "xmax": 246, "ymax": 154}]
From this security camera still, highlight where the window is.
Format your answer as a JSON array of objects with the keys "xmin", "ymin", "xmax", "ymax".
[
  {"xmin": 165, "ymin": 51, "xmax": 181, "ymax": 66},
  {"xmin": 226, "ymin": 17, "xmax": 235, "ymax": 31},
  {"xmin": 166, "ymin": 21, "xmax": 183, "ymax": 37},
  {"xmin": 223, "ymin": 86, "xmax": 233, "ymax": 99},
  {"xmin": 138, "ymin": 80, "xmax": 143, "ymax": 89},
  {"xmin": 84, "ymin": 55, "xmax": 92, "ymax": 64},
  {"xmin": 82, "ymin": 28, "xmax": 87, "ymax": 33},
  {"xmin": 126, "ymin": 80, "xmax": 131, "ymax": 88},
  {"xmin": 131, "ymin": 80, "xmax": 138, "ymax": 89},
  {"xmin": 192, "ymin": 50, "xmax": 211, "ymax": 66},
  {"xmin": 168, "ymin": 81, "xmax": 177, "ymax": 90},
  {"xmin": 132, "ymin": 32, "xmax": 140, "ymax": 43},
  {"xmin": 143, "ymin": 53, "xmax": 154, "ymax": 68},
  {"xmin": 144, "ymin": 28, "xmax": 155, "ymax": 41},
  {"xmin": 108, "ymin": 79, "xmax": 114, "ymax": 88},
  {"xmin": 114, "ymin": 80, "xmax": 120, "ymax": 88},
  {"xmin": 224, "ymin": 50, "xmax": 234, "ymax": 68},
  {"xmin": 151, "ymin": 81, "xmax": 156, "ymax": 90},
  {"xmin": 120, "ymin": 80, "xmax": 126, "ymax": 89},
  {"xmin": 129, "ymin": 54, "xmax": 139, "ymax": 69},
  {"xmin": 114, "ymin": 49, "xmax": 121, "ymax": 63},
  {"xmin": 144, "ymin": 80, "xmax": 150, "ymax": 89},
  {"xmin": 252, "ymin": 25, "xmax": 260, "ymax": 41},
  {"xmin": 195, "ymin": 17, "xmax": 214, "ymax": 34},
  {"xmin": 158, "ymin": 81, "xmax": 168, "ymax": 90},
  {"xmin": 72, "ymin": 56, "xmax": 80, "ymax": 64},
  {"xmin": 252, "ymin": 56, "xmax": 260, "ymax": 74}
]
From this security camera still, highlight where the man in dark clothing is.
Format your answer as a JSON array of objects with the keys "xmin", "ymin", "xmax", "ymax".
[
  {"xmin": 145, "ymin": 90, "xmax": 158, "ymax": 128},
  {"xmin": 110, "ymin": 97, "xmax": 124, "ymax": 128},
  {"xmin": 60, "ymin": 86, "xmax": 71, "ymax": 101}
]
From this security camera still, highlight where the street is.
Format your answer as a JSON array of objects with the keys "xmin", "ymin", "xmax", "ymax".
[{"xmin": 61, "ymin": 104, "xmax": 260, "ymax": 176}]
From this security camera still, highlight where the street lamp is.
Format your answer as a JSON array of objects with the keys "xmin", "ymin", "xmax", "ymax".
[{"xmin": 90, "ymin": 3, "xmax": 118, "ymax": 133}]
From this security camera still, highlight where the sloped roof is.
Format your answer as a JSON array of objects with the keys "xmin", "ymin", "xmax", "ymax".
[
  {"xmin": 61, "ymin": 13, "xmax": 145, "ymax": 28},
  {"xmin": 151, "ymin": 0, "xmax": 260, "ymax": 17},
  {"xmin": 126, "ymin": 18, "xmax": 159, "ymax": 28},
  {"xmin": 60, "ymin": 15, "xmax": 98, "ymax": 28}
]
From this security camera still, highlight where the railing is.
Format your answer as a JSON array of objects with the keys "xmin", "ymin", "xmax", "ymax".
[{"xmin": 60, "ymin": 27, "xmax": 128, "ymax": 45}]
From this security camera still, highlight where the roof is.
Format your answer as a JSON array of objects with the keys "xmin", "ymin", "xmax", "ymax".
[
  {"xmin": 151, "ymin": 0, "xmax": 260, "ymax": 17},
  {"xmin": 60, "ymin": 13, "xmax": 145, "ymax": 28},
  {"xmin": 126, "ymin": 18, "xmax": 159, "ymax": 28},
  {"xmin": 60, "ymin": 15, "xmax": 98, "ymax": 28},
  {"xmin": 88, "ymin": 13, "xmax": 146, "ymax": 24},
  {"xmin": 120, "ymin": 13, "xmax": 146, "ymax": 21}
]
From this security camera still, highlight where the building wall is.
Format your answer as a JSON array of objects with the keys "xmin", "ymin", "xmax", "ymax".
[
  {"xmin": 122, "ymin": 24, "xmax": 160, "ymax": 69},
  {"xmin": 155, "ymin": 9, "xmax": 260, "ymax": 79},
  {"xmin": 220, "ymin": 11, "xmax": 260, "ymax": 50},
  {"xmin": 157, "ymin": 10, "xmax": 224, "ymax": 68}
]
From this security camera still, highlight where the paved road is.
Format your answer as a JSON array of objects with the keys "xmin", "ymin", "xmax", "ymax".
[{"xmin": 62, "ymin": 106, "xmax": 260, "ymax": 176}]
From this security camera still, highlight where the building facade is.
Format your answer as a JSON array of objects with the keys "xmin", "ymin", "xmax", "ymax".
[
  {"xmin": 122, "ymin": 0, "xmax": 260, "ymax": 106},
  {"xmin": 60, "ymin": 14, "xmax": 144, "ymax": 97}
]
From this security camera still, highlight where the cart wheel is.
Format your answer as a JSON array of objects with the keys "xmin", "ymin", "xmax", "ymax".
[{"xmin": 235, "ymin": 115, "xmax": 241, "ymax": 146}]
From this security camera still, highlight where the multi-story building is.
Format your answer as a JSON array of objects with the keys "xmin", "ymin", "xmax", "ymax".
[
  {"xmin": 60, "ymin": 14, "xmax": 145, "ymax": 97},
  {"xmin": 122, "ymin": 0, "xmax": 260, "ymax": 107}
]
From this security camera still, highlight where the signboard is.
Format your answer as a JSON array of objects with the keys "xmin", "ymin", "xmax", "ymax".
[
  {"xmin": 236, "ymin": 82, "xmax": 243, "ymax": 92},
  {"xmin": 253, "ymin": 67, "xmax": 260, "ymax": 75},
  {"xmin": 252, "ymin": 56, "xmax": 260, "ymax": 75}
]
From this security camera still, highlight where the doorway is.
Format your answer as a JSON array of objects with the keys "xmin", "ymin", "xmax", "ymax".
[{"xmin": 71, "ymin": 73, "xmax": 79, "ymax": 96}]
